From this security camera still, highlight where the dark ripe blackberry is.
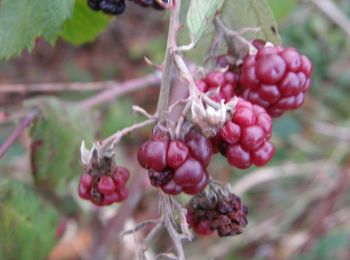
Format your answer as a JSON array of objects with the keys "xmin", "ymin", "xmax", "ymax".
[
  {"xmin": 136, "ymin": 0, "xmax": 154, "ymax": 7},
  {"xmin": 88, "ymin": 0, "xmax": 102, "ymax": 10},
  {"xmin": 148, "ymin": 168, "xmax": 173, "ymax": 187},
  {"xmin": 153, "ymin": 0, "xmax": 169, "ymax": 10},
  {"xmin": 100, "ymin": 0, "xmax": 126, "ymax": 15}
]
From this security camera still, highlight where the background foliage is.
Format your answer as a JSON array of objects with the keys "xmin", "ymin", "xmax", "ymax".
[{"xmin": 1, "ymin": 0, "xmax": 350, "ymax": 259}]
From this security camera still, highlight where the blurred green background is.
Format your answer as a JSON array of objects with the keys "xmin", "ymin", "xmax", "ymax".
[{"xmin": 1, "ymin": 0, "xmax": 350, "ymax": 259}]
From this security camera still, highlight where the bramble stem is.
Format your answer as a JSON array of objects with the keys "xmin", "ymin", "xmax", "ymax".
[
  {"xmin": 100, "ymin": 118, "xmax": 156, "ymax": 149},
  {"xmin": 156, "ymin": 0, "xmax": 181, "ymax": 122}
]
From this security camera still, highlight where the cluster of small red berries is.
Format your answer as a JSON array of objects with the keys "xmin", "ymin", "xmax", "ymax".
[
  {"xmin": 137, "ymin": 128, "xmax": 212, "ymax": 195},
  {"xmin": 211, "ymin": 97, "xmax": 275, "ymax": 169},
  {"xmin": 186, "ymin": 191, "xmax": 248, "ymax": 237},
  {"xmin": 78, "ymin": 157, "xmax": 129, "ymax": 206},
  {"xmin": 240, "ymin": 45, "xmax": 313, "ymax": 117},
  {"xmin": 87, "ymin": 0, "xmax": 168, "ymax": 15},
  {"xmin": 199, "ymin": 42, "xmax": 313, "ymax": 118},
  {"xmin": 195, "ymin": 71, "xmax": 239, "ymax": 103}
]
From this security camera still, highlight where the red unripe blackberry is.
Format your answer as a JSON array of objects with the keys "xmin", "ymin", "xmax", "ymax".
[
  {"xmin": 240, "ymin": 44, "xmax": 313, "ymax": 117},
  {"xmin": 139, "ymin": 129, "xmax": 211, "ymax": 195},
  {"xmin": 196, "ymin": 71, "xmax": 239, "ymax": 103},
  {"xmin": 212, "ymin": 98, "xmax": 274, "ymax": 169},
  {"xmin": 78, "ymin": 165, "xmax": 129, "ymax": 205}
]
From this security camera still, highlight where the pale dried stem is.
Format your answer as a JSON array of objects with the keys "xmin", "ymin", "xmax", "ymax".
[
  {"xmin": 232, "ymin": 160, "xmax": 338, "ymax": 195},
  {"xmin": 132, "ymin": 105, "xmax": 156, "ymax": 119},
  {"xmin": 100, "ymin": 118, "xmax": 156, "ymax": 150},
  {"xmin": 156, "ymin": 0, "xmax": 180, "ymax": 121},
  {"xmin": 159, "ymin": 193, "xmax": 192, "ymax": 260},
  {"xmin": 121, "ymin": 218, "xmax": 162, "ymax": 239},
  {"xmin": 80, "ymin": 72, "xmax": 161, "ymax": 108},
  {"xmin": 0, "ymin": 81, "xmax": 118, "ymax": 93}
]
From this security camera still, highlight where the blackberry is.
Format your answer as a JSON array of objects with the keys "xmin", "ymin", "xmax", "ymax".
[{"xmin": 240, "ymin": 43, "xmax": 313, "ymax": 117}]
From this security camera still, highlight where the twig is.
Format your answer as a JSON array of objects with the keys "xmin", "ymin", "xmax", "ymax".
[
  {"xmin": 0, "ymin": 109, "xmax": 39, "ymax": 158},
  {"xmin": 159, "ymin": 193, "xmax": 192, "ymax": 260},
  {"xmin": 121, "ymin": 218, "xmax": 162, "ymax": 239},
  {"xmin": 231, "ymin": 160, "xmax": 338, "ymax": 195},
  {"xmin": 139, "ymin": 221, "xmax": 163, "ymax": 260},
  {"xmin": 79, "ymin": 72, "xmax": 162, "ymax": 109},
  {"xmin": 100, "ymin": 118, "xmax": 156, "ymax": 150},
  {"xmin": 312, "ymin": 121, "xmax": 350, "ymax": 141},
  {"xmin": 0, "ymin": 81, "xmax": 116, "ymax": 93},
  {"xmin": 155, "ymin": 0, "xmax": 180, "ymax": 122}
]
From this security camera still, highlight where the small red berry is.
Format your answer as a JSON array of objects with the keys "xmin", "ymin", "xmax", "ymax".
[
  {"xmin": 167, "ymin": 140, "xmax": 189, "ymax": 168},
  {"xmin": 186, "ymin": 131, "xmax": 213, "ymax": 167},
  {"xmin": 227, "ymin": 144, "xmax": 252, "ymax": 169},
  {"xmin": 98, "ymin": 176, "xmax": 116, "ymax": 195}
]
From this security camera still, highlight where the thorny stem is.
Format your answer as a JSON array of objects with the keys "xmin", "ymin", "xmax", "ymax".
[{"xmin": 156, "ymin": 0, "xmax": 181, "ymax": 122}]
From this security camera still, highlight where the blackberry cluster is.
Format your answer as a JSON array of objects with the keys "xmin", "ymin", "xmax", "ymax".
[
  {"xmin": 128, "ymin": 0, "xmax": 168, "ymax": 10},
  {"xmin": 137, "ymin": 128, "xmax": 212, "ymax": 195},
  {"xmin": 195, "ymin": 71, "xmax": 239, "ymax": 103},
  {"xmin": 186, "ymin": 191, "xmax": 248, "ymax": 237},
  {"xmin": 211, "ymin": 98, "xmax": 274, "ymax": 169},
  {"xmin": 78, "ymin": 156, "xmax": 129, "ymax": 206},
  {"xmin": 88, "ymin": 0, "xmax": 126, "ymax": 15},
  {"xmin": 240, "ymin": 44, "xmax": 313, "ymax": 117}
]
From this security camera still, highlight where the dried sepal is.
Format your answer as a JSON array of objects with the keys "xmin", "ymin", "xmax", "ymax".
[
  {"xmin": 80, "ymin": 141, "xmax": 104, "ymax": 169},
  {"xmin": 191, "ymin": 97, "xmax": 238, "ymax": 137}
]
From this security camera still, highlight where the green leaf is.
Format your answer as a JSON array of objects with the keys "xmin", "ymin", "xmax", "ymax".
[
  {"xmin": 222, "ymin": 0, "xmax": 281, "ymax": 45},
  {"xmin": 0, "ymin": 0, "xmax": 75, "ymax": 59},
  {"xmin": 27, "ymin": 97, "xmax": 95, "ymax": 194},
  {"xmin": 100, "ymin": 98, "xmax": 142, "ymax": 138},
  {"xmin": 0, "ymin": 178, "xmax": 59, "ymax": 259},
  {"xmin": 186, "ymin": 0, "xmax": 225, "ymax": 45},
  {"xmin": 60, "ymin": 0, "xmax": 111, "ymax": 45},
  {"xmin": 267, "ymin": 0, "xmax": 295, "ymax": 22}
]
